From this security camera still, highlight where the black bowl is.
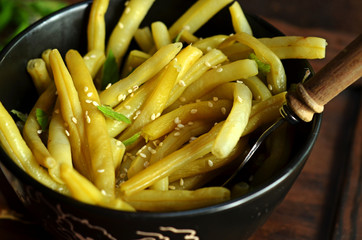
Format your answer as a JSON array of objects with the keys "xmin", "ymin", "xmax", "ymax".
[{"xmin": 0, "ymin": 0, "xmax": 321, "ymax": 239}]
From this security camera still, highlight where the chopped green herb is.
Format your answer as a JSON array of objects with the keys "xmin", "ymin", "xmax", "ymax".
[
  {"xmin": 101, "ymin": 50, "xmax": 119, "ymax": 90},
  {"xmin": 36, "ymin": 108, "xmax": 49, "ymax": 131},
  {"xmin": 249, "ymin": 53, "xmax": 271, "ymax": 76},
  {"xmin": 97, "ymin": 105, "xmax": 131, "ymax": 124},
  {"xmin": 122, "ymin": 132, "xmax": 141, "ymax": 146},
  {"xmin": 11, "ymin": 109, "xmax": 28, "ymax": 122},
  {"xmin": 173, "ymin": 30, "xmax": 184, "ymax": 43}
]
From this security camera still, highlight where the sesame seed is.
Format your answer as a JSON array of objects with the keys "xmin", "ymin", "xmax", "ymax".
[
  {"xmin": 87, "ymin": 92, "xmax": 93, "ymax": 97},
  {"xmin": 132, "ymin": 85, "xmax": 139, "ymax": 91},
  {"xmin": 213, "ymin": 97, "xmax": 219, "ymax": 102},
  {"xmin": 256, "ymin": 95, "xmax": 261, "ymax": 100},
  {"xmin": 177, "ymin": 123, "xmax": 185, "ymax": 128},
  {"xmin": 125, "ymin": 105, "xmax": 131, "ymax": 110},
  {"xmin": 54, "ymin": 109, "xmax": 60, "ymax": 114},
  {"xmin": 180, "ymin": 97, "xmax": 186, "ymax": 102},
  {"xmin": 190, "ymin": 109, "xmax": 198, "ymax": 114},
  {"xmin": 208, "ymin": 101, "xmax": 214, "ymax": 107},
  {"xmin": 84, "ymin": 86, "xmax": 88, "ymax": 92},
  {"xmin": 159, "ymin": 141, "xmax": 164, "ymax": 147},
  {"xmin": 268, "ymin": 84, "xmax": 273, "ymax": 91},
  {"xmin": 137, "ymin": 145, "xmax": 147, "ymax": 155},
  {"xmin": 65, "ymin": 130, "xmax": 70, "ymax": 136},
  {"xmin": 174, "ymin": 131, "xmax": 181, "ymax": 136},
  {"xmin": 97, "ymin": 169, "xmax": 105, "ymax": 173},
  {"xmin": 118, "ymin": 94, "xmax": 126, "ymax": 101},
  {"xmin": 178, "ymin": 80, "xmax": 186, "ymax": 87},
  {"xmin": 236, "ymin": 80, "xmax": 244, "ymax": 84},
  {"xmin": 106, "ymin": 83, "xmax": 112, "ymax": 89},
  {"xmin": 206, "ymin": 46, "xmax": 212, "ymax": 52},
  {"xmin": 188, "ymin": 121, "xmax": 194, "ymax": 125},
  {"xmin": 85, "ymin": 99, "xmax": 92, "ymax": 104},
  {"xmin": 100, "ymin": 190, "xmax": 107, "ymax": 196},
  {"xmin": 204, "ymin": 61, "xmax": 211, "ymax": 67},
  {"xmin": 92, "ymin": 101, "xmax": 99, "ymax": 107},
  {"xmin": 90, "ymin": 54, "xmax": 96, "ymax": 59},
  {"xmin": 72, "ymin": 117, "xmax": 77, "ymax": 124},
  {"xmin": 124, "ymin": 1, "xmax": 129, "ymax": 6},
  {"xmin": 155, "ymin": 112, "xmax": 161, "ymax": 118},
  {"xmin": 151, "ymin": 113, "xmax": 156, "ymax": 120},
  {"xmin": 37, "ymin": 129, "xmax": 42, "ymax": 134},
  {"xmin": 124, "ymin": 7, "xmax": 131, "ymax": 14},
  {"xmin": 180, "ymin": 178, "xmax": 184, "ymax": 186},
  {"xmin": 169, "ymin": 185, "xmax": 176, "ymax": 190},
  {"xmin": 86, "ymin": 115, "xmax": 91, "ymax": 123},
  {"xmin": 143, "ymin": 161, "xmax": 149, "ymax": 167},
  {"xmin": 183, "ymin": 25, "xmax": 191, "ymax": 31},
  {"xmin": 208, "ymin": 159, "xmax": 214, "ymax": 167},
  {"xmin": 119, "ymin": 173, "xmax": 126, "ymax": 179},
  {"xmin": 127, "ymin": 89, "xmax": 133, "ymax": 94},
  {"xmin": 116, "ymin": 140, "xmax": 122, "ymax": 146},
  {"xmin": 118, "ymin": 22, "xmax": 124, "ymax": 29},
  {"xmin": 174, "ymin": 117, "xmax": 181, "ymax": 124},
  {"xmin": 221, "ymin": 107, "xmax": 227, "ymax": 115},
  {"xmin": 237, "ymin": 96, "xmax": 243, "ymax": 103},
  {"xmin": 139, "ymin": 153, "xmax": 147, "ymax": 159},
  {"xmin": 189, "ymin": 136, "xmax": 197, "ymax": 142}
]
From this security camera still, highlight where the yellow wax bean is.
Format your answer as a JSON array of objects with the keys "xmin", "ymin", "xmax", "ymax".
[
  {"xmin": 87, "ymin": 0, "xmax": 109, "ymax": 52},
  {"xmin": 168, "ymin": 0, "xmax": 234, "ymax": 39},
  {"xmin": 142, "ymin": 100, "xmax": 232, "ymax": 141},
  {"xmin": 48, "ymin": 100, "xmax": 73, "ymax": 184},
  {"xmin": 50, "ymin": 49, "xmax": 92, "ymax": 180},
  {"xmin": 212, "ymin": 83, "xmax": 252, "ymax": 158},
  {"xmin": 124, "ymin": 187, "xmax": 230, "ymax": 212},
  {"xmin": 66, "ymin": 49, "xmax": 115, "ymax": 197},
  {"xmin": 27, "ymin": 58, "xmax": 52, "ymax": 94},
  {"xmin": 41, "ymin": 49, "xmax": 53, "ymax": 78},
  {"xmin": 100, "ymin": 42, "xmax": 182, "ymax": 107},
  {"xmin": 192, "ymin": 35, "xmax": 228, "ymax": 53},
  {"xmin": 229, "ymin": 1, "xmax": 252, "ymax": 35},
  {"xmin": 83, "ymin": 49, "xmax": 106, "ymax": 78},
  {"xmin": 23, "ymin": 84, "xmax": 57, "ymax": 169},
  {"xmin": 106, "ymin": 0, "xmax": 155, "ymax": 65},
  {"xmin": 170, "ymin": 59, "xmax": 258, "ymax": 108},
  {"xmin": 134, "ymin": 26, "xmax": 154, "ymax": 53},
  {"xmin": 151, "ymin": 21, "xmax": 171, "ymax": 50},
  {"xmin": 219, "ymin": 32, "xmax": 286, "ymax": 94},
  {"xmin": 120, "ymin": 122, "xmax": 224, "ymax": 196},
  {"xmin": 0, "ymin": 102, "xmax": 68, "ymax": 194},
  {"xmin": 121, "ymin": 50, "xmax": 151, "ymax": 78},
  {"xmin": 242, "ymin": 76, "xmax": 272, "ymax": 101}
]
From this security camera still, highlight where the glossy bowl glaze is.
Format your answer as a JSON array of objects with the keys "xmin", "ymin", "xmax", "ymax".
[{"xmin": 0, "ymin": 0, "xmax": 321, "ymax": 239}]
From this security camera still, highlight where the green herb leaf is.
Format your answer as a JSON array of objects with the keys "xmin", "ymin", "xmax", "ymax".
[
  {"xmin": 11, "ymin": 109, "xmax": 28, "ymax": 122},
  {"xmin": 101, "ymin": 50, "xmax": 119, "ymax": 90},
  {"xmin": 97, "ymin": 105, "xmax": 131, "ymax": 124},
  {"xmin": 249, "ymin": 53, "xmax": 271, "ymax": 76},
  {"xmin": 36, "ymin": 108, "xmax": 49, "ymax": 131},
  {"xmin": 122, "ymin": 132, "xmax": 141, "ymax": 146}
]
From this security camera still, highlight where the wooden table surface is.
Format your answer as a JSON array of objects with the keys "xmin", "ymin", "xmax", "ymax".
[{"xmin": 0, "ymin": 1, "xmax": 361, "ymax": 239}]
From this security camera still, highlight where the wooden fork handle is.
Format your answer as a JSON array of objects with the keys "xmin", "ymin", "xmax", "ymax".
[{"xmin": 286, "ymin": 34, "xmax": 362, "ymax": 122}]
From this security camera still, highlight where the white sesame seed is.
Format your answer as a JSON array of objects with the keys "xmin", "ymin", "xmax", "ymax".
[
  {"xmin": 118, "ymin": 22, "xmax": 124, "ymax": 29},
  {"xmin": 208, "ymin": 159, "xmax": 214, "ymax": 167},
  {"xmin": 213, "ymin": 97, "xmax": 219, "ymax": 102},
  {"xmin": 90, "ymin": 54, "xmax": 96, "ymax": 59},
  {"xmin": 65, "ymin": 130, "xmax": 70, "ymax": 136},
  {"xmin": 174, "ymin": 131, "xmax": 181, "ymax": 136},
  {"xmin": 85, "ymin": 99, "xmax": 92, "ymax": 104},
  {"xmin": 237, "ymin": 96, "xmax": 243, "ymax": 103},
  {"xmin": 101, "ymin": 190, "xmax": 107, "ymax": 196},
  {"xmin": 84, "ymin": 86, "xmax": 88, "ymax": 92},
  {"xmin": 124, "ymin": 1, "xmax": 129, "ymax": 6},
  {"xmin": 106, "ymin": 83, "xmax": 112, "ymax": 89},
  {"xmin": 190, "ymin": 109, "xmax": 198, "ymax": 114},
  {"xmin": 216, "ymin": 67, "xmax": 223, "ymax": 72},
  {"xmin": 177, "ymin": 123, "xmax": 185, "ymax": 128},
  {"xmin": 178, "ymin": 80, "xmax": 186, "ymax": 87},
  {"xmin": 183, "ymin": 25, "xmax": 190, "ymax": 31},
  {"xmin": 155, "ymin": 112, "xmax": 161, "ymax": 118},
  {"xmin": 206, "ymin": 46, "xmax": 212, "ymax": 52},
  {"xmin": 180, "ymin": 178, "xmax": 184, "ymax": 186},
  {"xmin": 119, "ymin": 173, "xmax": 126, "ymax": 179},
  {"xmin": 151, "ymin": 113, "xmax": 156, "ymax": 121},
  {"xmin": 137, "ymin": 145, "xmax": 147, "ymax": 155},
  {"xmin": 127, "ymin": 89, "xmax": 133, "ymax": 94},
  {"xmin": 174, "ymin": 117, "xmax": 181, "ymax": 124},
  {"xmin": 124, "ymin": 7, "xmax": 131, "ymax": 14},
  {"xmin": 169, "ymin": 185, "xmax": 176, "ymax": 190},
  {"xmin": 87, "ymin": 92, "xmax": 93, "ymax": 97},
  {"xmin": 72, "ymin": 117, "xmax": 77, "ymax": 124},
  {"xmin": 86, "ymin": 115, "xmax": 91, "ymax": 123},
  {"xmin": 208, "ymin": 101, "xmax": 214, "ymax": 107},
  {"xmin": 125, "ymin": 105, "xmax": 131, "ymax": 110},
  {"xmin": 97, "ymin": 169, "xmax": 105, "ymax": 173},
  {"xmin": 188, "ymin": 121, "xmax": 194, "ymax": 125},
  {"xmin": 221, "ymin": 107, "xmax": 227, "ymax": 115},
  {"xmin": 159, "ymin": 141, "xmax": 164, "ymax": 147},
  {"xmin": 236, "ymin": 80, "xmax": 244, "ymax": 84},
  {"xmin": 189, "ymin": 136, "xmax": 197, "ymax": 142},
  {"xmin": 143, "ymin": 161, "xmax": 149, "ymax": 167},
  {"xmin": 180, "ymin": 97, "xmax": 186, "ymax": 102},
  {"xmin": 204, "ymin": 61, "xmax": 211, "ymax": 67},
  {"xmin": 54, "ymin": 109, "xmax": 60, "ymax": 114},
  {"xmin": 92, "ymin": 101, "xmax": 99, "ymax": 107},
  {"xmin": 118, "ymin": 94, "xmax": 126, "ymax": 101},
  {"xmin": 116, "ymin": 140, "xmax": 122, "ymax": 146},
  {"xmin": 37, "ymin": 129, "xmax": 42, "ymax": 134},
  {"xmin": 140, "ymin": 153, "xmax": 147, "ymax": 158},
  {"xmin": 268, "ymin": 84, "xmax": 273, "ymax": 91},
  {"xmin": 132, "ymin": 85, "xmax": 139, "ymax": 91}
]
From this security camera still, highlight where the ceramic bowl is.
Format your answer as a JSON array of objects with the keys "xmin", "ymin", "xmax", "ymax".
[{"xmin": 0, "ymin": 0, "xmax": 321, "ymax": 239}]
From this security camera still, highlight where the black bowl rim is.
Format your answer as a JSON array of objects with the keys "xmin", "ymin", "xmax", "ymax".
[{"xmin": 0, "ymin": 0, "xmax": 322, "ymax": 218}]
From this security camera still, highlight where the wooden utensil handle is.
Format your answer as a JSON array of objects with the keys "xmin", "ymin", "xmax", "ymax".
[{"xmin": 286, "ymin": 34, "xmax": 362, "ymax": 122}]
